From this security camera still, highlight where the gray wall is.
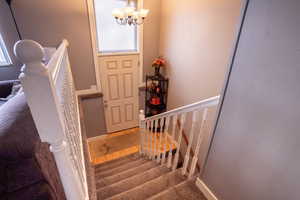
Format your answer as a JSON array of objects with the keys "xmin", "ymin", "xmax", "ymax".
[
  {"xmin": 0, "ymin": 1, "xmax": 21, "ymax": 81},
  {"xmin": 11, "ymin": 0, "xmax": 161, "ymax": 138},
  {"xmin": 203, "ymin": 1, "xmax": 300, "ymax": 199},
  {"xmin": 12, "ymin": 0, "xmax": 97, "ymax": 90},
  {"xmin": 159, "ymin": 0, "xmax": 242, "ymax": 110},
  {"xmin": 81, "ymin": 97, "xmax": 107, "ymax": 138},
  {"xmin": 143, "ymin": 0, "xmax": 161, "ymax": 78}
]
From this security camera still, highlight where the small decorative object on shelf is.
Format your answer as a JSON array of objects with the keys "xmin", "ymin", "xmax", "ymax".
[
  {"xmin": 145, "ymin": 73, "xmax": 169, "ymax": 118},
  {"xmin": 152, "ymin": 57, "xmax": 166, "ymax": 77}
]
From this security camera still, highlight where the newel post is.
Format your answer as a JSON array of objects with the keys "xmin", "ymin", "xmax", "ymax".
[
  {"xmin": 14, "ymin": 40, "xmax": 86, "ymax": 200},
  {"xmin": 139, "ymin": 110, "xmax": 146, "ymax": 155}
]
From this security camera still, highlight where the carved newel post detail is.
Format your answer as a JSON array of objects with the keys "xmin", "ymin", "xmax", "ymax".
[{"xmin": 14, "ymin": 40, "xmax": 86, "ymax": 200}]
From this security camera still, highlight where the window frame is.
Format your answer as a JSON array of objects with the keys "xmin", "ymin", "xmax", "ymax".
[
  {"xmin": 93, "ymin": 0, "xmax": 141, "ymax": 56},
  {"xmin": 0, "ymin": 34, "xmax": 12, "ymax": 67}
]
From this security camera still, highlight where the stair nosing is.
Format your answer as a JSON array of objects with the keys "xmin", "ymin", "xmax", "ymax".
[
  {"xmin": 94, "ymin": 153, "xmax": 139, "ymax": 171},
  {"xmin": 146, "ymin": 178, "xmax": 196, "ymax": 200},
  {"xmin": 95, "ymin": 158, "xmax": 147, "ymax": 178},
  {"xmin": 96, "ymin": 164, "xmax": 170, "ymax": 192},
  {"xmin": 106, "ymin": 168, "xmax": 184, "ymax": 200},
  {"xmin": 96, "ymin": 160, "xmax": 157, "ymax": 185}
]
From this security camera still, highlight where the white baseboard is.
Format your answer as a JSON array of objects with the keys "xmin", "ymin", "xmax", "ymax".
[
  {"xmin": 195, "ymin": 178, "xmax": 218, "ymax": 200},
  {"xmin": 76, "ymin": 88, "xmax": 100, "ymax": 97}
]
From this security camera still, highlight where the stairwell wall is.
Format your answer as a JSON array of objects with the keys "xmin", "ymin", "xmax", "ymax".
[
  {"xmin": 202, "ymin": 1, "xmax": 300, "ymax": 199},
  {"xmin": 158, "ymin": 0, "xmax": 242, "ymax": 171}
]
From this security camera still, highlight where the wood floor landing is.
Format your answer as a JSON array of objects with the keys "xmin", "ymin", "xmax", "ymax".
[
  {"xmin": 88, "ymin": 128, "xmax": 140, "ymax": 165},
  {"xmin": 88, "ymin": 128, "xmax": 177, "ymax": 165}
]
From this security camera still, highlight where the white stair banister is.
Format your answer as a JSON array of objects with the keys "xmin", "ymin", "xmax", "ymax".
[
  {"xmin": 182, "ymin": 110, "xmax": 199, "ymax": 175},
  {"xmin": 172, "ymin": 113, "xmax": 186, "ymax": 171},
  {"xmin": 189, "ymin": 108, "xmax": 208, "ymax": 179},
  {"xmin": 161, "ymin": 116, "xmax": 170, "ymax": 165},
  {"xmin": 167, "ymin": 114, "xmax": 177, "ymax": 168},
  {"xmin": 14, "ymin": 40, "xmax": 87, "ymax": 200},
  {"xmin": 157, "ymin": 118, "xmax": 164, "ymax": 163},
  {"xmin": 154, "ymin": 119, "xmax": 159, "ymax": 161}
]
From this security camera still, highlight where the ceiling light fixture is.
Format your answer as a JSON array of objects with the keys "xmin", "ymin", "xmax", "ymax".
[{"xmin": 112, "ymin": 0, "xmax": 149, "ymax": 26}]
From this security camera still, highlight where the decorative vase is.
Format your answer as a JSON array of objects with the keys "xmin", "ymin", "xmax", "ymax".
[{"xmin": 154, "ymin": 66, "xmax": 161, "ymax": 76}]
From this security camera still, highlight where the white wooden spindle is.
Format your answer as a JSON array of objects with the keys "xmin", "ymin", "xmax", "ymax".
[
  {"xmin": 167, "ymin": 115, "xmax": 177, "ymax": 168},
  {"xmin": 157, "ymin": 118, "xmax": 164, "ymax": 163},
  {"xmin": 147, "ymin": 120, "xmax": 151, "ymax": 159},
  {"xmin": 172, "ymin": 113, "xmax": 186, "ymax": 171},
  {"xmin": 139, "ymin": 110, "xmax": 146, "ymax": 155},
  {"xmin": 153, "ymin": 119, "xmax": 159, "ymax": 160},
  {"xmin": 161, "ymin": 116, "xmax": 170, "ymax": 165},
  {"xmin": 188, "ymin": 108, "xmax": 208, "ymax": 179},
  {"xmin": 14, "ymin": 40, "xmax": 86, "ymax": 200},
  {"xmin": 182, "ymin": 110, "xmax": 198, "ymax": 175},
  {"xmin": 150, "ymin": 120, "xmax": 154, "ymax": 159}
]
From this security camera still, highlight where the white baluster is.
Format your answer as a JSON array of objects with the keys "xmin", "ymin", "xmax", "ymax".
[
  {"xmin": 161, "ymin": 116, "xmax": 170, "ymax": 165},
  {"xmin": 172, "ymin": 113, "xmax": 186, "ymax": 171},
  {"xmin": 153, "ymin": 119, "xmax": 159, "ymax": 160},
  {"xmin": 146, "ymin": 120, "xmax": 151, "ymax": 159},
  {"xmin": 139, "ymin": 110, "xmax": 146, "ymax": 155},
  {"xmin": 182, "ymin": 110, "xmax": 198, "ymax": 175},
  {"xmin": 157, "ymin": 118, "xmax": 164, "ymax": 163},
  {"xmin": 150, "ymin": 120, "xmax": 155, "ymax": 159},
  {"xmin": 189, "ymin": 108, "xmax": 208, "ymax": 179},
  {"xmin": 167, "ymin": 115, "xmax": 177, "ymax": 168}
]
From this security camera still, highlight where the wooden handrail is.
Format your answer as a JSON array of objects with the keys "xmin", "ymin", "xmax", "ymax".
[{"xmin": 145, "ymin": 96, "xmax": 220, "ymax": 121}]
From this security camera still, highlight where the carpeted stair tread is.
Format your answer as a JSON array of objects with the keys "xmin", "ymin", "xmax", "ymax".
[
  {"xmin": 96, "ymin": 160, "xmax": 158, "ymax": 189},
  {"xmin": 94, "ymin": 153, "xmax": 140, "ymax": 172},
  {"xmin": 97, "ymin": 165, "xmax": 170, "ymax": 199},
  {"xmin": 147, "ymin": 179, "xmax": 207, "ymax": 200},
  {"xmin": 95, "ymin": 158, "xmax": 148, "ymax": 178},
  {"xmin": 106, "ymin": 168, "xmax": 186, "ymax": 200}
]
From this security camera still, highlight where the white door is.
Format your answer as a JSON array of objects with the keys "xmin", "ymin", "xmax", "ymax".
[{"xmin": 99, "ymin": 55, "xmax": 139, "ymax": 133}]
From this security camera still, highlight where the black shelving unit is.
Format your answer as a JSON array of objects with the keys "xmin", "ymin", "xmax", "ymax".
[{"xmin": 145, "ymin": 74, "xmax": 169, "ymax": 118}]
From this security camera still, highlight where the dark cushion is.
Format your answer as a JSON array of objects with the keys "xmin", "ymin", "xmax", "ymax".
[
  {"xmin": 0, "ymin": 93, "xmax": 43, "ymax": 193},
  {"xmin": 0, "ymin": 93, "xmax": 39, "ymax": 161},
  {"xmin": 0, "ymin": 92, "xmax": 66, "ymax": 199},
  {"xmin": 0, "ymin": 181, "xmax": 54, "ymax": 200},
  {"xmin": 0, "ymin": 164, "xmax": 6, "ymax": 196},
  {"xmin": 0, "ymin": 80, "xmax": 19, "ymax": 99},
  {"xmin": 6, "ymin": 158, "xmax": 44, "ymax": 193}
]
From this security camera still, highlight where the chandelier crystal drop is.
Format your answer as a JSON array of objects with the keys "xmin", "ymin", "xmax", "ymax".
[{"xmin": 112, "ymin": 4, "xmax": 149, "ymax": 26}]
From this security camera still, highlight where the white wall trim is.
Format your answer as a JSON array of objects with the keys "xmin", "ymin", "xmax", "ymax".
[
  {"xmin": 195, "ymin": 178, "xmax": 219, "ymax": 200},
  {"xmin": 86, "ymin": 0, "xmax": 102, "ymax": 92},
  {"xmin": 137, "ymin": 0, "xmax": 144, "ymax": 86},
  {"xmin": 86, "ymin": 0, "xmax": 144, "ymax": 91},
  {"xmin": 76, "ymin": 88, "xmax": 100, "ymax": 97}
]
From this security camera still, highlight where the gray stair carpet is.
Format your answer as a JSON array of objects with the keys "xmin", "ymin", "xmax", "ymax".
[
  {"xmin": 94, "ymin": 153, "xmax": 140, "ymax": 173},
  {"xmin": 95, "ymin": 155, "xmax": 206, "ymax": 200},
  {"xmin": 147, "ymin": 179, "xmax": 207, "ymax": 200}
]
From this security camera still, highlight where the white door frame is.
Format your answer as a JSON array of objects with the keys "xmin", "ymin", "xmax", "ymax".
[
  {"xmin": 86, "ymin": 0, "xmax": 144, "ymax": 93},
  {"xmin": 86, "ymin": 0, "xmax": 144, "ymax": 133}
]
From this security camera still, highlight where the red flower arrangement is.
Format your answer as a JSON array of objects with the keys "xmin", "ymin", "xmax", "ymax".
[{"xmin": 152, "ymin": 57, "xmax": 166, "ymax": 68}]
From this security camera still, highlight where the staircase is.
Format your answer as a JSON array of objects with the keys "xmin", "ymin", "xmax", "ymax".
[
  {"xmin": 94, "ymin": 153, "xmax": 206, "ymax": 200},
  {"xmin": 94, "ymin": 96, "xmax": 220, "ymax": 200}
]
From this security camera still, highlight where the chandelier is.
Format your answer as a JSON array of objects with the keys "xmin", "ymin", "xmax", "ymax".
[{"xmin": 112, "ymin": 1, "xmax": 149, "ymax": 26}]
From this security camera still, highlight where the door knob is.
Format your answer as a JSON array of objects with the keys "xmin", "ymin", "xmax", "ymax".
[{"xmin": 103, "ymin": 100, "xmax": 108, "ymax": 108}]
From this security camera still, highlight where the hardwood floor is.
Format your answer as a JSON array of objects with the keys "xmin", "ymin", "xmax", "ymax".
[
  {"xmin": 88, "ymin": 127, "xmax": 176, "ymax": 165},
  {"xmin": 88, "ymin": 128, "xmax": 140, "ymax": 165}
]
